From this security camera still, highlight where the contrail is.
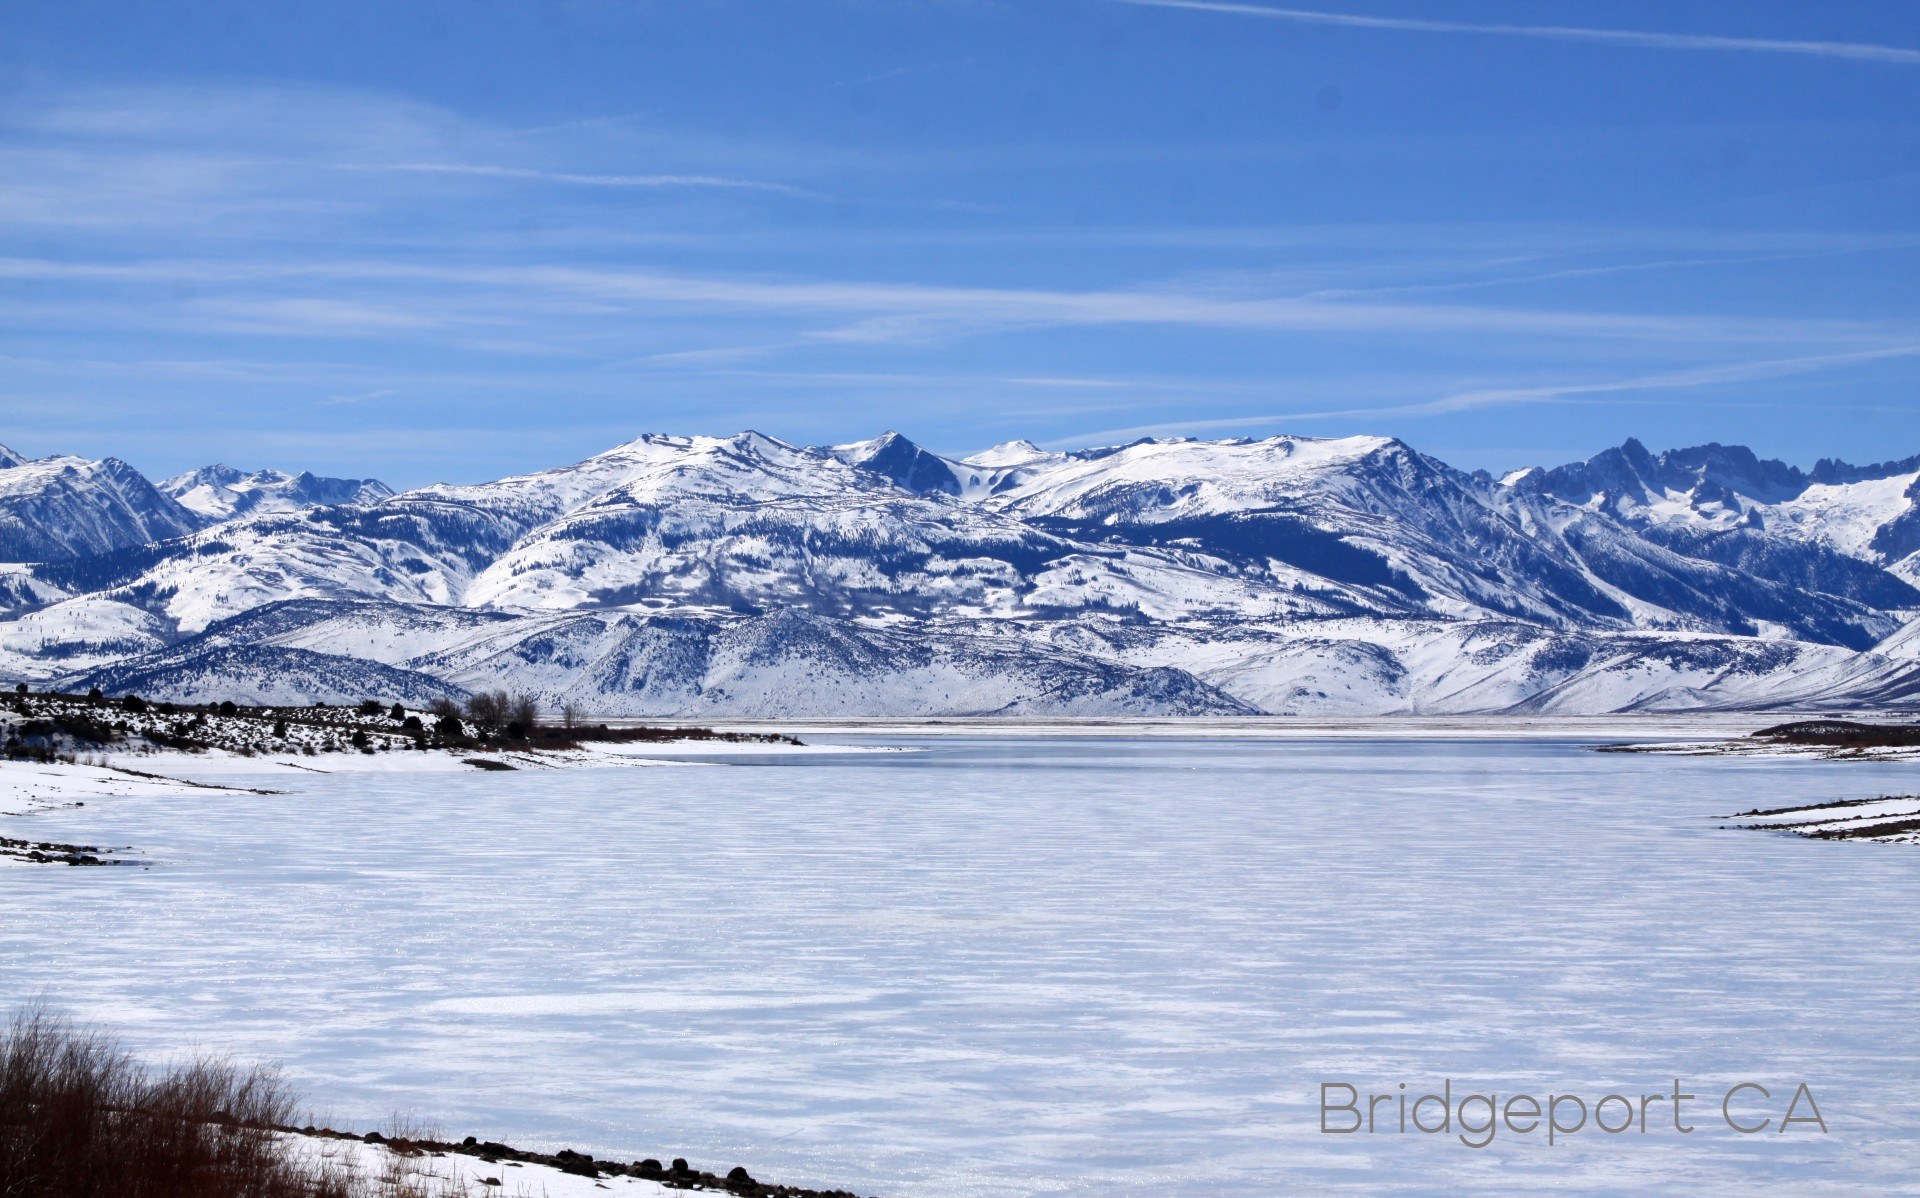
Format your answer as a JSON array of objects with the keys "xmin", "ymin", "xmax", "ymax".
[{"xmin": 1111, "ymin": 0, "xmax": 1920, "ymax": 66}]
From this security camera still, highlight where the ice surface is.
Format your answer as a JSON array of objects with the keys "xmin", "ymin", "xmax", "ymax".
[{"xmin": 3, "ymin": 735, "xmax": 1919, "ymax": 1195}]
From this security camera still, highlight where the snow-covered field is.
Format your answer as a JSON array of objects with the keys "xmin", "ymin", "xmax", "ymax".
[{"xmin": 3, "ymin": 730, "xmax": 1918, "ymax": 1195}]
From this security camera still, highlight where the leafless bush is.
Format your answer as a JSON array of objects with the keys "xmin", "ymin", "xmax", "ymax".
[
  {"xmin": 0, "ymin": 1005, "xmax": 347, "ymax": 1197},
  {"xmin": 462, "ymin": 691, "xmax": 507, "ymax": 730},
  {"xmin": 506, "ymin": 695, "xmax": 537, "ymax": 733},
  {"xmin": 463, "ymin": 691, "xmax": 537, "ymax": 736}
]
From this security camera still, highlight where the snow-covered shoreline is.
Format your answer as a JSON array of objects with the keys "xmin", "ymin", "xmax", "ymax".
[
  {"xmin": 282, "ymin": 1127, "xmax": 863, "ymax": 1198},
  {"xmin": 1597, "ymin": 716, "xmax": 1920, "ymax": 762},
  {"xmin": 0, "ymin": 734, "xmax": 912, "ymax": 826},
  {"xmin": 6, "ymin": 711, "xmax": 1891, "ymax": 817},
  {"xmin": 1606, "ymin": 738, "xmax": 1920, "ymax": 762},
  {"xmin": 1727, "ymin": 794, "xmax": 1920, "ymax": 843},
  {"xmin": 645, "ymin": 712, "xmax": 1797, "ymax": 742},
  {"xmin": 0, "ymin": 740, "xmax": 884, "ymax": 800},
  {"xmin": 0, "ymin": 758, "xmax": 255, "ymax": 818}
]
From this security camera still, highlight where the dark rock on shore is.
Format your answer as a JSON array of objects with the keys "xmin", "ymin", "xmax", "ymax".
[
  {"xmin": 296, "ymin": 1125, "xmax": 873, "ymax": 1197},
  {"xmin": 1751, "ymin": 719, "xmax": 1920, "ymax": 748},
  {"xmin": 0, "ymin": 833, "xmax": 130, "ymax": 866}
]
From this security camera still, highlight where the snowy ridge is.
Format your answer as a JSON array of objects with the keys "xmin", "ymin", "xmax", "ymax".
[
  {"xmin": 0, "ymin": 453, "xmax": 205, "ymax": 563},
  {"xmin": 160, "ymin": 464, "xmax": 393, "ymax": 520},
  {"xmin": 4, "ymin": 428, "xmax": 1920, "ymax": 715}
]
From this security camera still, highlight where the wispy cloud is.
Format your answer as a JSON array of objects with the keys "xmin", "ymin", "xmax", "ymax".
[
  {"xmin": 0, "ymin": 254, "xmax": 1894, "ymax": 348},
  {"xmin": 6, "ymin": 71, "xmax": 1915, "ymax": 475},
  {"xmin": 1052, "ymin": 345, "xmax": 1920, "ymax": 446},
  {"xmin": 1112, "ymin": 0, "xmax": 1920, "ymax": 65},
  {"xmin": 329, "ymin": 161, "xmax": 826, "ymax": 199},
  {"xmin": 1299, "ymin": 250, "xmax": 1884, "ymax": 301},
  {"xmin": 322, "ymin": 387, "xmax": 397, "ymax": 407},
  {"xmin": 660, "ymin": 367, "xmax": 1190, "ymax": 394},
  {"xmin": 1394, "ymin": 345, "xmax": 1920, "ymax": 416},
  {"xmin": 0, "ymin": 81, "xmax": 833, "ymax": 241}
]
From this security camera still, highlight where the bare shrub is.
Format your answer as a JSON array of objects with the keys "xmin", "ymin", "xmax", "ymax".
[
  {"xmin": 0, "ymin": 1005, "xmax": 348, "ymax": 1197},
  {"xmin": 462, "ymin": 691, "xmax": 508, "ymax": 730},
  {"xmin": 507, "ymin": 695, "xmax": 537, "ymax": 734},
  {"xmin": 464, "ymin": 692, "xmax": 537, "ymax": 738}
]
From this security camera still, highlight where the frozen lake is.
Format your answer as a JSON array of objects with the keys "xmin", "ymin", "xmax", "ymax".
[{"xmin": 4, "ymin": 734, "xmax": 1919, "ymax": 1195}]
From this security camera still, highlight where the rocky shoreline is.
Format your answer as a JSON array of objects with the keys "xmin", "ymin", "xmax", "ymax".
[
  {"xmin": 292, "ymin": 1125, "xmax": 872, "ymax": 1197},
  {"xmin": 0, "ymin": 830, "xmax": 132, "ymax": 866},
  {"xmin": 1722, "ymin": 794, "xmax": 1920, "ymax": 844}
]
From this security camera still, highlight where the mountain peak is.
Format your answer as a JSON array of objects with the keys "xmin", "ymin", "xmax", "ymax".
[
  {"xmin": 159, "ymin": 463, "xmax": 393, "ymax": 521},
  {"xmin": 0, "ymin": 451, "xmax": 204, "ymax": 563},
  {"xmin": 1516, "ymin": 437, "xmax": 1818, "ymax": 511},
  {"xmin": 828, "ymin": 431, "xmax": 962, "ymax": 496},
  {"xmin": 962, "ymin": 439, "xmax": 1050, "ymax": 468}
]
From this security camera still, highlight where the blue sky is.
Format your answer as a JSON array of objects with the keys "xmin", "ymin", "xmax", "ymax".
[{"xmin": 2, "ymin": 0, "xmax": 1917, "ymax": 487}]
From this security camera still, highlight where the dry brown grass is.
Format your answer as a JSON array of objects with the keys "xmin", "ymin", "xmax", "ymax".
[{"xmin": 0, "ymin": 1008, "xmax": 459, "ymax": 1198}]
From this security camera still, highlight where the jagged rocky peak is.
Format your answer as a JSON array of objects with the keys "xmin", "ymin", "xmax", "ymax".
[
  {"xmin": 1510, "ymin": 437, "xmax": 1891, "ymax": 510},
  {"xmin": 0, "ymin": 442, "xmax": 28, "ymax": 469},
  {"xmin": 1808, "ymin": 451, "xmax": 1920, "ymax": 487},
  {"xmin": 1506, "ymin": 440, "xmax": 1920, "ymax": 542},
  {"xmin": 829, "ymin": 431, "xmax": 963, "ymax": 496},
  {"xmin": 160, "ymin": 463, "xmax": 393, "ymax": 520},
  {"xmin": 1651, "ymin": 442, "xmax": 1807, "ymax": 500}
]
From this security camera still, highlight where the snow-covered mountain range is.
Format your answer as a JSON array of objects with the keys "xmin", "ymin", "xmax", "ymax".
[
  {"xmin": 159, "ymin": 464, "xmax": 393, "ymax": 521},
  {"xmin": 3, "ymin": 430, "xmax": 1919, "ymax": 716}
]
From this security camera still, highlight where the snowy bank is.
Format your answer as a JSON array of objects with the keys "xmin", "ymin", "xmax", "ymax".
[
  {"xmin": 284, "ymin": 1128, "xmax": 866, "ymax": 1198},
  {"xmin": 1727, "ymin": 794, "xmax": 1920, "ymax": 843}
]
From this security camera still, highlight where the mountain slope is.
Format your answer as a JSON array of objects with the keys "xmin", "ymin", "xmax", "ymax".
[
  {"xmin": 6, "ymin": 428, "xmax": 1920, "ymax": 715},
  {"xmin": 0, "ymin": 453, "xmax": 206, "ymax": 563},
  {"xmin": 1495, "ymin": 439, "xmax": 1920, "ymax": 648},
  {"xmin": 72, "ymin": 642, "xmax": 463, "ymax": 708},
  {"xmin": 63, "ymin": 599, "xmax": 1254, "ymax": 717}
]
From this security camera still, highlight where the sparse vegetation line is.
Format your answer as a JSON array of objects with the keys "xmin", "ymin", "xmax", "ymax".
[
  {"xmin": 1729, "ymin": 794, "xmax": 1916, "ymax": 818},
  {"xmin": 2, "ymin": 683, "xmax": 801, "ymax": 765},
  {"xmin": 1598, "ymin": 718, "xmax": 1920, "ymax": 763},
  {"xmin": 0, "ymin": 1008, "xmax": 871, "ymax": 1197},
  {"xmin": 1720, "ymin": 792, "xmax": 1920, "ymax": 845},
  {"xmin": 1748, "ymin": 719, "xmax": 1920, "ymax": 749}
]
